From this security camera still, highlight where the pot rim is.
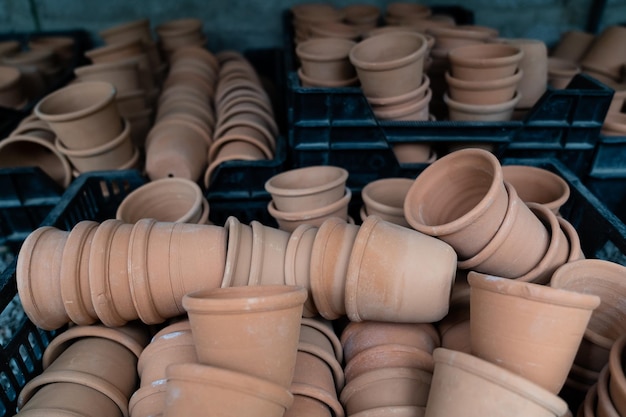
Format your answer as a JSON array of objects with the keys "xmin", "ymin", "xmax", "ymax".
[
  {"xmin": 35, "ymin": 81, "xmax": 117, "ymax": 123},
  {"xmin": 361, "ymin": 177, "xmax": 414, "ymax": 218},
  {"xmin": 502, "ymin": 164, "xmax": 570, "ymax": 213},
  {"xmin": 297, "ymin": 67, "xmax": 359, "ymax": 87},
  {"xmin": 609, "ymin": 334, "xmax": 626, "ymax": 412},
  {"xmin": 445, "ymin": 68, "xmax": 523, "ymax": 91},
  {"xmin": 290, "ymin": 382, "xmax": 346, "ymax": 417},
  {"xmin": 296, "ymin": 37, "xmax": 358, "ymax": 62},
  {"xmin": 349, "ymin": 32, "xmax": 428, "ymax": 72},
  {"xmin": 265, "ymin": 165, "xmax": 348, "ymax": 198},
  {"xmin": 443, "ymin": 91, "xmax": 521, "ymax": 114},
  {"xmin": 339, "ymin": 366, "xmax": 433, "ymax": 403},
  {"xmin": 55, "ymin": 116, "xmax": 130, "ymax": 158},
  {"xmin": 366, "ymin": 74, "xmax": 429, "ymax": 106},
  {"xmin": 268, "ymin": 187, "xmax": 352, "ymax": 220},
  {"xmin": 448, "ymin": 43, "xmax": 524, "ymax": 69}
]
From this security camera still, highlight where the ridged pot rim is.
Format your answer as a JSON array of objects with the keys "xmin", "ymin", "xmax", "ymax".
[
  {"xmin": 301, "ymin": 317, "xmax": 343, "ymax": 362},
  {"xmin": 444, "ymin": 91, "xmax": 521, "ymax": 114},
  {"xmin": 361, "ymin": 177, "xmax": 414, "ymax": 218},
  {"xmin": 290, "ymin": 382, "xmax": 346, "ymax": 417},
  {"xmin": 128, "ymin": 384, "xmax": 168, "ymax": 416},
  {"xmin": 34, "ymin": 81, "xmax": 117, "ymax": 123},
  {"xmin": 268, "ymin": 187, "xmax": 351, "ymax": 221},
  {"xmin": 502, "ymin": 164, "xmax": 570, "ymax": 213},
  {"xmin": 74, "ymin": 58, "xmax": 138, "ymax": 78},
  {"xmin": 427, "ymin": 24, "xmax": 498, "ymax": 40},
  {"xmin": 339, "ymin": 366, "xmax": 433, "ymax": 404},
  {"xmin": 609, "ymin": 334, "xmax": 626, "ymax": 412},
  {"xmin": 448, "ymin": 43, "xmax": 524, "ymax": 69},
  {"xmin": 403, "ymin": 148, "xmax": 504, "ymax": 235},
  {"xmin": 445, "ymin": 69, "xmax": 523, "ymax": 91},
  {"xmin": 344, "ymin": 343, "xmax": 435, "ymax": 380},
  {"xmin": 182, "ymin": 284, "xmax": 307, "ymax": 314},
  {"xmin": 372, "ymin": 88, "xmax": 431, "ymax": 119},
  {"xmin": 297, "ymin": 67, "xmax": 359, "ymax": 87},
  {"xmin": 55, "ymin": 117, "xmax": 130, "ymax": 158},
  {"xmin": 265, "ymin": 165, "xmax": 348, "ymax": 198},
  {"xmin": 433, "ymin": 348, "xmax": 568, "ymax": 416},
  {"xmin": 349, "ymin": 32, "xmax": 427, "ymax": 72},
  {"xmin": 99, "ymin": 18, "xmax": 150, "ymax": 39},
  {"xmin": 297, "ymin": 37, "xmax": 357, "ymax": 62}
]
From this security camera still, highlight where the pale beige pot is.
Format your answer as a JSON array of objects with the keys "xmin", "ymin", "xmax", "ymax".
[
  {"xmin": 296, "ymin": 37, "xmax": 357, "ymax": 82},
  {"xmin": 361, "ymin": 177, "xmax": 414, "ymax": 227}
]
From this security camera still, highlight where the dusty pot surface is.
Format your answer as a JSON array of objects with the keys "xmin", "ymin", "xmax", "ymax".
[{"xmin": 469, "ymin": 271, "xmax": 600, "ymax": 394}]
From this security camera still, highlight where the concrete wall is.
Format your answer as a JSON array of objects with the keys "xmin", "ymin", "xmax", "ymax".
[{"xmin": 0, "ymin": 0, "xmax": 622, "ymax": 52}]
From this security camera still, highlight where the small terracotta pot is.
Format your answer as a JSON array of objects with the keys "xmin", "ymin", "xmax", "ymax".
[
  {"xmin": 404, "ymin": 148, "xmax": 508, "ymax": 260},
  {"xmin": 129, "ymin": 384, "xmax": 168, "ymax": 417},
  {"xmin": 580, "ymin": 25, "xmax": 626, "ymax": 81},
  {"xmin": 284, "ymin": 394, "xmax": 333, "ymax": 417},
  {"xmin": 221, "ymin": 216, "xmax": 254, "ymax": 288},
  {"xmin": 427, "ymin": 348, "xmax": 568, "ymax": 417},
  {"xmin": 116, "ymin": 177, "xmax": 205, "ymax": 224},
  {"xmin": 163, "ymin": 363, "xmax": 293, "ymax": 417},
  {"xmin": 503, "ymin": 165, "xmax": 570, "ymax": 214},
  {"xmin": 372, "ymin": 88, "xmax": 431, "ymax": 121},
  {"xmin": 34, "ymin": 81, "xmax": 123, "ymax": 150},
  {"xmin": 309, "ymin": 217, "xmax": 359, "ymax": 319},
  {"xmin": 349, "ymin": 32, "xmax": 428, "ymax": 99},
  {"xmin": 0, "ymin": 65, "xmax": 24, "ymax": 108},
  {"xmin": 204, "ymin": 139, "xmax": 266, "ymax": 188},
  {"xmin": 427, "ymin": 25, "xmax": 497, "ymax": 52},
  {"xmin": 445, "ymin": 69, "xmax": 523, "ymax": 105},
  {"xmin": 469, "ymin": 271, "xmax": 600, "ymax": 394},
  {"xmin": 137, "ymin": 326, "xmax": 197, "ymax": 386},
  {"xmin": 297, "ymin": 67, "xmax": 359, "ymax": 87},
  {"xmin": 248, "ymin": 220, "xmax": 290, "ymax": 286},
  {"xmin": 341, "ymin": 321, "xmax": 440, "ymax": 364},
  {"xmin": 344, "ymin": 344, "xmax": 435, "ymax": 382},
  {"xmin": 548, "ymin": 57, "xmax": 581, "ymax": 89},
  {"xmin": 183, "ymin": 285, "xmax": 308, "ymax": 388},
  {"xmin": 265, "ymin": 165, "xmax": 348, "ymax": 212},
  {"xmin": 391, "ymin": 142, "xmax": 435, "ymax": 164},
  {"xmin": 340, "ymin": 367, "xmax": 432, "ymax": 415},
  {"xmin": 550, "ymin": 259, "xmax": 626, "ymax": 372},
  {"xmin": 445, "ymin": 91, "xmax": 520, "ymax": 121},
  {"xmin": 99, "ymin": 18, "xmax": 152, "ymax": 44},
  {"xmin": 551, "ymin": 30, "xmax": 595, "ymax": 63},
  {"xmin": 448, "ymin": 43, "xmax": 524, "ymax": 81},
  {"xmin": 284, "ymin": 224, "xmax": 319, "ymax": 317},
  {"xmin": 74, "ymin": 59, "xmax": 141, "ymax": 92},
  {"xmin": 361, "ymin": 177, "xmax": 414, "ymax": 227},
  {"xmin": 291, "ymin": 350, "xmax": 343, "ymax": 414},
  {"xmin": 296, "ymin": 37, "xmax": 357, "ymax": 82}
]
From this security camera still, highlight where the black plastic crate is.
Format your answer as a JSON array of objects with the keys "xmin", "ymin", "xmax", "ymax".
[
  {"xmin": 583, "ymin": 176, "xmax": 626, "ymax": 226},
  {"xmin": 587, "ymin": 134, "xmax": 626, "ymax": 177}
]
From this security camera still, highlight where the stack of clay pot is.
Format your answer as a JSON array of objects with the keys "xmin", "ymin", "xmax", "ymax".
[
  {"xmin": 295, "ymin": 36, "xmax": 358, "ymax": 88},
  {"xmin": 145, "ymin": 46, "xmax": 217, "ymax": 182},
  {"xmin": 444, "ymin": 42, "xmax": 523, "ymax": 121},
  {"xmin": 27, "ymin": 35, "xmax": 75, "ymax": 67},
  {"xmin": 404, "ymin": 148, "xmax": 581, "ymax": 284},
  {"xmin": 340, "ymin": 321, "xmax": 439, "ymax": 416},
  {"xmin": 155, "ymin": 18, "xmax": 206, "ymax": 61},
  {"xmin": 205, "ymin": 50, "xmax": 278, "ymax": 187},
  {"xmin": 290, "ymin": 3, "xmax": 346, "ymax": 44},
  {"xmin": 265, "ymin": 165, "xmax": 351, "ymax": 231},
  {"xmin": 0, "ymin": 114, "xmax": 72, "ymax": 188},
  {"xmin": 359, "ymin": 177, "xmax": 413, "ymax": 227},
  {"xmin": 285, "ymin": 317, "xmax": 345, "ymax": 417},
  {"xmin": 34, "ymin": 81, "xmax": 139, "ymax": 176},
  {"xmin": 116, "ymin": 177, "xmax": 210, "ymax": 224},
  {"xmin": 15, "ymin": 323, "xmax": 149, "ymax": 416},
  {"xmin": 0, "ymin": 64, "xmax": 26, "ymax": 108}
]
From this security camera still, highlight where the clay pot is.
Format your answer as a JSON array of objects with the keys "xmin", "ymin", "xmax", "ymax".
[
  {"xmin": 309, "ymin": 217, "xmax": 360, "ymax": 319},
  {"xmin": 268, "ymin": 187, "xmax": 352, "ymax": 232},
  {"xmin": 298, "ymin": 67, "xmax": 359, "ymax": 87},
  {"xmin": 345, "ymin": 215, "xmax": 457, "ymax": 322},
  {"xmin": 371, "ymin": 88, "xmax": 432, "ymax": 121},
  {"xmin": 456, "ymin": 182, "xmax": 550, "ymax": 278},
  {"xmin": 284, "ymin": 224, "xmax": 319, "ymax": 317},
  {"xmin": 548, "ymin": 57, "xmax": 581, "ymax": 89},
  {"xmin": 291, "ymin": 350, "xmax": 344, "ymax": 415},
  {"xmin": 366, "ymin": 74, "xmax": 429, "ymax": 106},
  {"xmin": 559, "ymin": 216, "xmax": 585, "ymax": 262},
  {"xmin": 0, "ymin": 134, "xmax": 72, "ymax": 188},
  {"xmin": 301, "ymin": 317, "xmax": 344, "ymax": 363},
  {"xmin": 344, "ymin": 344, "xmax": 435, "ymax": 382},
  {"xmin": 342, "ymin": 4, "xmax": 380, "ymax": 33},
  {"xmin": 129, "ymin": 384, "xmax": 168, "ymax": 417},
  {"xmin": 74, "ymin": 59, "xmax": 141, "ymax": 92},
  {"xmin": 550, "ymin": 259, "xmax": 626, "ymax": 373},
  {"xmin": 580, "ymin": 25, "xmax": 626, "ymax": 81},
  {"xmin": 341, "ymin": 321, "xmax": 440, "ymax": 364},
  {"xmin": 296, "ymin": 37, "xmax": 357, "ymax": 82},
  {"xmin": 361, "ymin": 177, "xmax": 413, "ymax": 227},
  {"xmin": 349, "ymin": 32, "xmax": 428, "ymax": 99},
  {"xmin": 597, "ymin": 364, "xmax": 620, "ymax": 417},
  {"xmin": 99, "ymin": 18, "xmax": 152, "ymax": 44},
  {"xmin": 607, "ymin": 89, "xmax": 626, "ymax": 114},
  {"xmin": 427, "ymin": 348, "xmax": 568, "ymax": 417},
  {"xmin": 427, "ymin": 25, "xmax": 498, "ymax": 52},
  {"xmin": 385, "ymin": 2, "xmax": 431, "ymax": 24},
  {"xmin": 16, "ymin": 226, "xmax": 69, "ymax": 330},
  {"xmin": 34, "ymin": 81, "xmax": 123, "ymax": 150},
  {"xmin": 390, "ymin": 142, "xmax": 435, "ymax": 165},
  {"xmin": 163, "ymin": 363, "xmax": 293, "ymax": 417},
  {"xmin": 602, "ymin": 113, "xmax": 626, "ymax": 136},
  {"xmin": 340, "ymin": 367, "xmax": 432, "ymax": 415},
  {"xmin": 85, "ymin": 38, "xmax": 145, "ymax": 64},
  {"xmin": 309, "ymin": 21, "xmax": 361, "ymax": 41},
  {"xmin": 502, "ymin": 165, "xmax": 570, "ymax": 214},
  {"xmin": 608, "ymin": 334, "xmax": 626, "ymax": 416},
  {"xmin": 469, "ymin": 271, "xmax": 600, "ymax": 394},
  {"xmin": 448, "ymin": 43, "xmax": 523, "ymax": 81},
  {"xmin": 284, "ymin": 394, "xmax": 333, "ymax": 417},
  {"xmin": 445, "ymin": 91, "xmax": 520, "ymax": 121},
  {"xmin": 248, "ymin": 220, "xmax": 290, "ymax": 286},
  {"xmin": 116, "ymin": 177, "xmax": 206, "ymax": 224},
  {"xmin": 404, "ymin": 148, "xmax": 508, "ymax": 260},
  {"xmin": 438, "ymin": 306, "xmax": 471, "ymax": 354},
  {"xmin": 221, "ymin": 216, "xmax": 254, "ymax": 288},
  {"xmin": 55, "ymin": 117, "xmax": 135, "ymax": 173},
  {"xmin": 551, "ymin": 30, "xmax": 595, "ymax": 63},
  {"xmin": 350, "ymin": 406, "xmax": 426, "ymax": 417},
  {"xmin": 0, "ymin": 65, "xmax": 24, "ymax": 108},
  {"xmin": 265, "ymin": 165, "xmax": 348, "ymax": 212},
  {"xmin": 156, "ymin": 18, "xmax": 205, "ymax": 53},
  {"xmin": 182, "ymin": 285, "xmax": 308, "ymax": 388},
  {"xmin": 445, "ymin": 69, "xmax": 523, "ymax": 105}
]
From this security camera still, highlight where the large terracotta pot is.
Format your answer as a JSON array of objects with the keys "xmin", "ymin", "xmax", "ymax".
[
  {"xmin": 183, "ymin": 285, "xmax": 308, "ymax": 388},
  {"xmin": 469, "ymin": 271, "xmax": 600, "ymax": 394}
]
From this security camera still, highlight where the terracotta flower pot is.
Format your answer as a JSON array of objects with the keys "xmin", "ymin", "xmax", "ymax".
[
  {"xmin": 550, "ymin": 259, "xmax": 626, "ymax": 373},
  {"xmin": 209, "ymin": 125, "xmax": 274, "ymax": 163},
  {"xmin": 350, "ymin": 406, "xmax": 426, "ymax": 417},
  {"xmin": 580, "ymin": 25, "xmax": 626, "ymax": 82},
  {"xmin": 74, "ymin": 59, "xmax": 141, "ymax": 92},
  {"xmin": 361, "ymin": 177, "xmax": 414, "ymax": 227},
  {"xmin": 558, "ymin": 216, "xmax": 585, "ymax": 262},
  {"xmin": 551, "ymin": 30, "xmax": 595, "ymax": 63},
  {"xmin": 404, "ymin": 148, "xmax": 508, "ymax": 260},
  {"xmin": 341, "ymin": 321, "xmax": 440, "ymax": 364},
  {"xmin": 390, "ymin": 142, "xmax": 435, "ymax": 165},
  {"xmin": 349, "ymin": 32, "xmax": 428, "ymax": 99},
  {"xmin": 502, "ymin": 165, "xmax": 570, "ymax": 214},
  {"xmin": 163, "ymin": 363, "xmax": 293, "ymax": 417},
  {"xmin": 99, "ymin": 18, "xmax": 152, "ymax": 44},
  {"xmin": 371, "ymin": 88, "xmax": 432, "ymax": 121},
  {"xmin": 296, "ymin": 37, "xmax": 357, "ymax": 82},
  {"xmin": 34, "ymin": 81, "xmax": 123, "ymax": 150},
  {"xmin": 0, "ymin": 133, "xmax": 72, "ymax": 188},
  {"xmin": 342, "ymin": 4, "xmax": 380, "ymax": 34},
  {"xmin": 182, "ymin": 285, "xmax": 308, "ymax": 388},
  {"xmin": 448, "ymin": 43, "xmax": 524, "ymax": 81},
  {"xmin": 340, "ymin": 367, "xmax": 432, "ymax": 415},
  {"xmin": 445, "ymin": 69, "xmax": 523, "ymax": 105},
  {"xmin": 608, "ymin": 334, "xmax": 626, "ymax": 417},
  {"xmin": 548, "ymin": 57, "xmax": 581, "ymax": 89},
  {"xmin": 469, "ymin": 271, "xmax": 600, "ymax": 394},
  {"xmin": 284, "ymin": 224, "xmax": 319, "ymax": 317},
  {"xmin": 116, "ymin": 177, "xmax": 206, "ymax": 224},
  {"xmin": 344, "ymin": 344, "xmax": 435, "ymax": 382},
  {"xmin": 284, "ymin": 394, "xmax": 333, "ymax": 417},
  {"xmin": 0, "ymin": 65, "xmax": 24, "ymax": 108},
  {"xmin": 345, "ymin": 215, "xmax": 457, "ymax": 322},
  {"xmin": 129, "ymin": 384, "xmax": 168, "ymax": 417},
  {"xmin": 265, "ymin": 165, "xmax": 348, "ymax": 212},
  {"xmin": 596, "ymin": 364, "xmax": 620, "ymax": 417},
  {"xmin": 427, "ymin": 25, "xmax": 498, "ymax": 52},
  {"xmin": 444, "ymin": 91, "xmax": 520, "ymax": 121},
  {"xmin": 221, "ymin": 216, "xmax": 254, "ymax": 288},
  {"xmin": 426, "ymin": 348, "xmax": 568, "ymax": 417},
  {"xmin": 291, "ymin": 350, "xmax": 343, "ymax": 414},
  {"xmin": 204, "ymin": 139, "xmax": 266, "ymax": 187},
  {"xmin": 309, "ymin": 217, "xmax": 359, "ymax": 319},
  {"xmin": 248, "ymin": 220, "xmax": 290, "ymax": 286},
  {"xmin": 301, "ymin": 316, "xmax": 344, "ymax": 363}
]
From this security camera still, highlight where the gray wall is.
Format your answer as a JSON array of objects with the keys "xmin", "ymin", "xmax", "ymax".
[{"xmin": 0, "ymin": 0, "xmax": 624, "ymax": 51}]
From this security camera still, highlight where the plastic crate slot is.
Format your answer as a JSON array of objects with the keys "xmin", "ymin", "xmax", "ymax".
[
  {"xmin": 27, "ymin": 332, "xmax": 42, "ymax": 360},
  {"xmin": 0, "ymin": 372, "xmax": 16, "ymax": 402},
  {"xmin": 9, "ymin": 358, "xmax": 25, "ymax": 386},
  {"xmin": 19, "ymin": 344, "xmax": 35, "ymax": 374}
]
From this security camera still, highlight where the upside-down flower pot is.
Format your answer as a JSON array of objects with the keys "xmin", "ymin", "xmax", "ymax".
[
  {"xmin": 183, "ymin": 285, "xmax": 308, "ymax": 388},
  {"xmin": 425, "ymin": 348, "xmax": 568, "ymax": 417},
  {"xmin": 404, "ymin": 148, "xmax": 508, "ymax": 260},
  {"xmin": 469, "ymin": 271, "xmax": 600, "ymax": 394}
]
